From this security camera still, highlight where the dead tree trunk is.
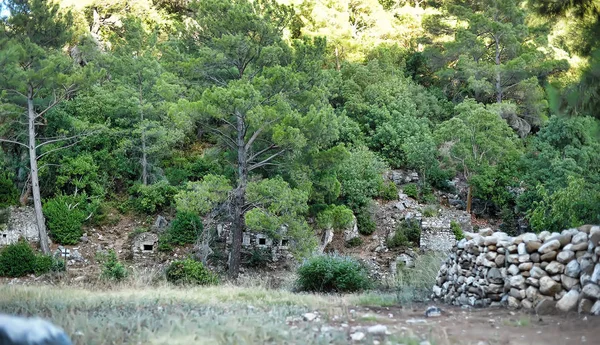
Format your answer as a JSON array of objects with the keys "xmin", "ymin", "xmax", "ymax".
[{"xmin": 27, "ymin": 87, "xmax": 50, "ymax": 254}]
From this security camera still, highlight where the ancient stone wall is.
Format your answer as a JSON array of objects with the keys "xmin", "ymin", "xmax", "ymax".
[
  {"xmin": 432, "ymin": 225, "xmax": 600, "ymax": 315},
  {"xmin": 0, "ymin": 207, "xmax": 39, "ymax": 246}
]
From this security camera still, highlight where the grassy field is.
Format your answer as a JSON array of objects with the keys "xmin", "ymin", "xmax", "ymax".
[{"xmin": 0, "ymin": 283, "xmax": 409, "ymax": 345}]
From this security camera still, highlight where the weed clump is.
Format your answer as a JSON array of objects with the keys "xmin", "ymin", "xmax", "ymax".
[
  {"xmin": 97, "ymin": 249, "xmax": 127, "ymax": 281},
  {"xmin": 296, "ymin": 254, "xmax": 371, "ymax": 293},
  {"xmin": 387, "ymin": 220, "xmax": 421, "ymax": 248},
  {"xmin": 166, "ymin": 259, "xmax": 218, "ymax": 285}
]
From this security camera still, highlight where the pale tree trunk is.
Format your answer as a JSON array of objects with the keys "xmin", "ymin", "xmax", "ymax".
[
  {"xmin": 494, "ymin": 35, "xmax": 502, "ymax": 104},
  {"xmin": 27, "ymin": 87, "xmax": 50, "ymax": 254},
  {"xmin": 139, "ymin": 89, "xmax": 148, "ymax": 185},
  {"xmin": 229, "ymin": 112, "xmax": 248, "ymax": 278},
  {"xmin": 466, "ymin": 185, "xmax": 473, "ymax": 214}
]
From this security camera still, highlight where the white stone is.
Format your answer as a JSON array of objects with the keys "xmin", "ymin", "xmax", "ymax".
[
  {"xmin": 582, "ymin": 283, "xmax": 600, "ymax": 300},
  {"xmin": 367, "ymin": 325, "xmax": 387, "ymax": 335},
  {"xmin": 592, "ymin": 264, "xmax": 600, "ymax": 284},
  {"xmin": 530, "ymin": 266, "xmax": 547, "ymax": 279},
  {"xmin": 565, "ymin": 260, "xmax": 581, "ymax": 278},
  {"xmin": 510, "ymin": 275, "xmax": 526, "ymax": 289},
  {"xmin": 518, "ymin": 243, "xmax": 527, "ymax": 255},
  {"xmin": 557, "ymin": 251, "xmax": 575, "ymax": 264},
  {"xmin": 539, "ymin": 276, "xmax": 562, "ymax": 296},
  {"xmin": 350, "ymin": 332, "xmax": 365, "ymax": 341},
  {"xmin": 572, "ymin": 232, "xmax": 588, "ymax": 245},
  {"xmin": 303, "ymin": 313, "xmax": 318, "ymax": 322},
  {"xmin": 522, "ymin": 233, "xmax": 538, "ymax": 243},
  {"xmin": 556, "ymin": 290, "xmax": 579, "ymax": 312},
  {"xmin": 591, "ymin": 300, "xmax": 600, "ymax": 316},
  {"xmin": 538, "ymin": 240, "xmax": 561, "ymax": 254},
  {"xmin": 545, "ymin": 261, "xmax": 565, "ymax": 275},
  {"xmin": 508, "ymin": 264, "xmax": 520, "ymax": 276}
]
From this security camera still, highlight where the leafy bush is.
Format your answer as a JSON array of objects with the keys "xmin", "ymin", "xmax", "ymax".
[
  {"xmin": 450, "ymin": 220, "xmax": 464, "ymax": 241},
  {"xmin": 316, "ymin": 205, "xmax": 354, "ymax": 231},
  {"xmin": 245, "ymin": 248, "xmax": 271, "ymax": 268},
  {"xmin": 422, "ymin": 206, "xmax": 438, "ymax": 217},
  {"xmin": 44, "ymin": 193, "xmax": 95, "ymax": 245},
  {"xmin": 356, "ymin": 208, "xmax": 376, "ymax": 235},
  {"xmin": 345, "ymin": 237, "xmax": 363, "ymax": 248},
  {"xmin": 97, "ymin": 250, "xmax": 127, "ymax": 281},
  {"xmin": 0, "ymin": 239, "xmax": 53, "ymax": 277},
  {"xmin": 0, "ymin": 172, "xmax": 18, "ymax": 207},
  {"xmin": 129, "ymin": 181, "xmax": 177, "ymax": 214},
  {"xmin": 167, "ymin": 212, "xmax": 203, "ymax": 245},
  {"xmin": 379, "ymin": 181, "xmax": 398, "ymax": 201},
  {"xmin": 402, "ymin": 184, "xmax": 418, "ymax": 199},
  {"xmin": 166, "ymin": 259, "xmax": 218, "ymax": 285},
  {"xmin": 296, "ymin": 254, "xmax": 371, "ymax": 293},
  {"xmin": 157, "ymin": 234, "xmax": 173, "ymax": 252},
  {"xmin": 387, "ymin": 220, "xmax": 421, "ymax": 248}
]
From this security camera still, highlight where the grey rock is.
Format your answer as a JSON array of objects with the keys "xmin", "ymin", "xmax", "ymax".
[
  {"xmin": 539, "ymin": 276, "xmax": 562, "ymax": 296},
  {"xmin": 526, "ymin": 277, "xmax": 539, "ymax": 287},
  {"xmin": 350, "ymin": 332, "xmax": 365, "ymax": 341},
  {"xmin": 571, "ymin": 232, "xmax": 588, "ymax": 245},
  {"xmin": 526, "ymin": 241, "xmax": 542, "ymax": 253},
  {"xmin": 518, "ymin": 254, "xmax": 530, "ymax": 263},
  {"xmin": 557, "ymin": 250, "xmax": 575, "ymax": 264},
  {"xmin": 540, "ymin": 251, "xmax": 558, "ymax": 261},
  {"xmin": 571, "ymin": 242, "xmax": 588, "ymax": 251},
  {"xmin": 507, "ymin": 296, "xmax": 520, "ymax": 309},
  {"xmin": 556, "ymin": 290, "xmax": 579, "ymax": 312},
  {"xmin": 592, "ymin": 264, "xmax": 600, "ymax": 284},
  {"xmin": 510, "ymin": 288, "xmax": 526, "ymax": 299},
  {"xmin": 521, "ymin": 299, "xmax": 533, "ymax": 309},
  {"xmin": 526, "ymin": 286, "xmax": 538, "ymax": 301},
  {"xmin": 591, "ymin": 300, "xmax": 600, "ymax": 316},
  {"xmin": 530, "ymin": 266, "xmax": 548, "ymax": 279},
  {"xmin": 545, "ymin": 261, "xmax": 565, "ymax": 275},
  {"xmin": 547, "ymin": 234, "xmax": 571, "ymax": 246},
  {"xmin": 565, "ymin": 260, "xmax": 581, "ymax": 278},
  {"xmin": 495, "ymin": 255, "xmax": 505, "ymax": 267},
  {"xmin": 303, "ymin": 313, "xmax": 318, "ymax": 321},
  {"xmin": 508, "ymin": 264, "xmax": 520, "ymax": 276},
  {"xmin": 486, "ymin": 268, "xmax": 503, "ymax": 284},
  {"xmin": 535, "ymin": 298, "xmax": 556, "ymax": 315},
  {"xmin": 589, "ymin": 226, "xmax": 600, "ymax": 246},
  {"xmin": 0, "ymin": 314, "xmax": 73, "ymax": 345},
  {"xmin": 582, "ymin": 283, "xmax": 600, "ymax": 300},
  {"xmin": 518, "ymin": 243, "xmax": 527, "ymax": 255},
  {"xmin": 579, "ymin": 298, "xmax": 593, "ymax": 314},
  {"xmin": 561, "ymin": 275, "xmax": 580, "ymax": 290},
  {"xmin": 510, "ymin": 275, "xmax": 526, "ymax": 289},
  {"xmin": 70, "ymin": 249, "xmax": 84, "ymax": 262},
  {"xmin": 530, "ymin": 253, "xmax": 541, "ymax": 263},
  {"xmin": 367, "ymin": 324, "xmax": 388, "ymax": 334}
]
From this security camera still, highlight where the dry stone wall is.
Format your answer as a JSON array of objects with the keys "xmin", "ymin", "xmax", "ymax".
[{"xmin": 432, "ymin": 225, "xmax": 600, "ymax": 315}]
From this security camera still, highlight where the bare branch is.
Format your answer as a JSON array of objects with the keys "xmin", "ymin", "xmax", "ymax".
[
  {"xmin": 36, "ymin": 138, "xmax": 86, "ymax": 160},
  {"xmin": 36, "ymin": 133, "xmax": 85, "ymax": 149},
  {"xmin": 248, "ymin": 144, "xmax": 277, "ymax": 163},
  {"xmin": 248, "ymin": 149, "xmax": 286, "ymax": 171},
  {"xmin": 0, "ymin": 138, "xmax": 28, "ymax": 148},
  {"xmin": 210, "ymin": 127, "xmax": 237, "ymax": 150}
]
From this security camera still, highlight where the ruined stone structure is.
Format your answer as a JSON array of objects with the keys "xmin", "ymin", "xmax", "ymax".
[
  {"xmin": 0, "ymin": 207, "xmax": 39, "ymax": 247},
  {"xmin": 218, "ymin": 222, "xmax": 292, "ymax": 262},
  {"xmin": 432, "ymin": 225, "xmax": 600, "ymax": 315},
  {"xmin": 420, "ymin": 211, "xmax": 471, "ymax": 252},
  {"xmin": 132, "ymin": 232, "xmax": 159, "ymax": 259}
]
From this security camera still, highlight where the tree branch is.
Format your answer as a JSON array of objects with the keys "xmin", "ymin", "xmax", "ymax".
[
  {"xmin": 0, "ymin": 138, "xmax": 28, "ymax": 148},
  {"xmin": 248, "ymin": 149, "xmax": 286, "ymax": 171},
  {"xmin": 248, "ymin": 144, "xmax": 277, "ymax": 163},
  {"xmin": 36, "ymin": 134, "xmax": 84, "ymax": 149},
  {"xmin": 36, "ymin": 138, "xmax": 86, "ymax": 160}
]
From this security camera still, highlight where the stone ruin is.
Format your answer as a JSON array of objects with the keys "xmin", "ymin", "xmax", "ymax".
[
  {"xmin": 420, "ymin": 211, "xmax": 471, "ymax": 252},
  {"xmin": 432, "ymin": 225, "xmax": 600, "ymax": 315},
  {"xmin": 132, "ymin": 232, "xmax": 159, "ymax": 259},
  {"xmin": 218, "ymin": 223, "xmax": 292, "ymax": 262},
  {"xmin": 0, "ymin": 207, "xmax": 39, "ymax": 247}
]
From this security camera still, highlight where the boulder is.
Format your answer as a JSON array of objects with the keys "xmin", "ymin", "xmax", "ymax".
[
  {"xmin": 538, "ymin": 231, "xmax": 551, "ymax": 242},
  {"xmin": 592, "ymin": 300, "xmax": 600, "ymax": 316},
  {"xmin": 579, "ymin": 298, "xmax": 593, "ymax": 314},
  {"xmin": 507, "ymin": 296, "xmax": 520, "ymax": 309},
  {"xmin": 510, "ymin": 288, "xmax": 526, "ymax": 299},
  {"xmin": 581, "ymin": 283, "xmax": 600, "ymax": 300},
  {"xmin": 518, "ymin": 254, "xmax": 530, "ymax": 263},
  {"xmin": 546, "ymin": 234, "xmax": 571, "ymax": 246},
  {"xmin": 521, "ymin": 299, "xmax": 533, "ymax": 309},
  {"xmin": 526, "ymin": 241, "xmax": 542, "ymax": 253},
  {"xmin": 556, "ymin": 250, "xmax": 575, "ymax": 264},
  {"xmin": 571, "ymin": 232, "xmax": 588, "ymax": 245},
  {"xmin": 540, "ymin": 251, "xmax": 558, "ymax": 261},
  {"xmin": 556, "ymin": 290, "xmax": 579, "ymax": 312},
  {"xmin": 483, "ymin": 236, "xmax": 498, "ymax": 246},
  {"xmin": 519, "ymin": 262, "xmax": 533, "ymax": 271},
  {"xmin": 561, "ymin": 275, "xmax": 580, "ymax": 290},
  {"xmin": 530, "ymin": 253, "xmax": 541, "ymax": 263},
  {"xmin": 510, "ymin": 275, "xmax": 526, "ymax": 289},
  {"xmin": 545, "ymin": 261, "xmax": 564, "ymax": 275},
  {"xmin": 487, "ymin": 284, "xmax": 504, "ymax": 294},
  {"xmin": 571, "ymin": 242, "xmax": 588, "ymax": 251},
  {"xmin": 494, "ymin": 255, "xmax": 505, "ymax": 267},
  {"xmin": 530, "ymin": 266, "xmax": 547, "ymax": 279},
  {"xmin": 535, "ymin": 298, "xmax": 556, "ymax": 315},
  {"xmin": 522, "ymin": 233, "xmax": 538, "ymax": 243},
  {"xmin": 565, "ymin": 260, "xmax": 581, "ymax": 278},
  {"xmin": 539, "ymin": 276, "xmax": 562, "ymax": 296},
  {"xmin": 508, "ymin": 264, "xmax": 520, "ymax": 276}
]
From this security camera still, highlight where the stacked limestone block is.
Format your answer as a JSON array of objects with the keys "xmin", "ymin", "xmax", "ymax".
[{"xmin": 432, "ymin": 225, "xmax": 600, "ymax": 314}]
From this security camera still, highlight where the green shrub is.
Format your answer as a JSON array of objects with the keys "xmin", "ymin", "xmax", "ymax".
[
  {"xmin": 0, "ymin": 172, "xmax": 18, "ymax": 208},
  {"xmin": 316, "ymin": 205, "xmax": 354, "ymax": 231},
  {"xmin": 0, "ymin": 239, "xmax": 53, "ymax": 277},
  {"xmin": 296, "ymin": 254, "xmax": 371, "ymax": 293},
  {"xmin": 0, "ymin": 208, "xmax": 9, "ymax": 225},
  {"xmin": 0, "ymin": 240, "xmax": 36, "ymax": 277},
  {"xmin": 345, "ymin": 237, "xmax": 363, "ymax": 248},
  {"xmin": 44, "ymin": 193, "xmax": 94, "ymax": 245},
  {"xmin": 422, "ymin": 206, "xmax": 438, "ymax": 217},
  {"xmin": 167, "ymin": 212, "xmax": 203, "ymax": 245},
  {"xmin": 97, "ymin": 250, "xmax": 127, "ymax": 281},
  {"xmin": 388, "ymin": 220, "xmax": 421, "ymax": 248},
  {"xmin": 379, "ymin": 181, "xmax": 398, "ymax": 201},
  {"xmin": 451, "ymin": 220, "xmax": 464, "ymax": 241},
  {"xmin": 166, "ymin": 259, "xmax": 218, "ymax": 285},
  {"xmin": 51, "ymin": 257, "xmax": 66, "ymax": 272},
  {"xmin": 356, "ymin": 207, "xmax": 376, "ymax": 235},
  {"xmin": 129, "ymin": 181, "xmax": 177, "ymax": 214},
  {"xmin": 245, "ymin": 248, "xmax": 271, "ymax": 268},
  {"xmin": 403, "ymin": 184, "xmax": 418, "ymax": 199},
  {"xmin": 157, "ymin": 234, "xmax": 173, "ymax": 252}
]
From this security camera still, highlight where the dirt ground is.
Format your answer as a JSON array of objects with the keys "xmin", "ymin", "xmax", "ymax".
[{"xmin": 340, "ymin": 304, "xmax": 600, "ymax": 345}]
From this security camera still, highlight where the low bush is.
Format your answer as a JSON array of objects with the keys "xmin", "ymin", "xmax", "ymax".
[
  {"xmin": 345, "ymin": 237, "xmax": 363, "ymax": 248},
  {"xmin": 129, "ymin": 181, "xmax": 177, "ymax": 214},
  {"xmin": 44, "ymin": 193, "xmax": 95, "ymax": 245},
  {"xmin": 379, "ymin": 181, "xmax": 398, "ymax": 201},
  {"xmin": 422, "ymin": 206, "xmax": 438, "ymax": 217},
  {"xmin": 296, "ymin": 254, "xmax": 371, "ymax": 293},
  {"xmin": 402, "ymin": 184, "xmax": 418, "ymax": 199},
  {"xmin": 0, "ymin": 239, "xmax": 54, "ymax": 277},
  {"xmin": 157, "ymin": 234, "xmax": 173, "ymax": 252},
  {"xmin": 450, "ymin": 220, "xmax": 464, "ymax": 241},
  {"xmin": 165, "ymin": 259, "xmax": 218, "ymax": 285},
  {"xmin": 245, "ymin": 248, "xmax": 271, "ymax": 268},
  {"xmin": 387, "ymin": 220, "xmax": 421, "ymax": 248},
  {"xmin": 167, "ymin": 212, "xmax": 203, "ymax": 245},
  {"xmin": 0, "ymin": 173, "xmax": 18, "ymax": 208},
  {"xmin": 356, "ymin": 208, "xmax": 376, "ymax": 235},
  {"xmin": 97, "ymin": 250, "xmax": 127, "ymax": 281}
]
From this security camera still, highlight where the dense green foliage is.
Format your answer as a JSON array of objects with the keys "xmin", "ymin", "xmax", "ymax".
[
  {"xmin": 0, "ymin": 239, "xmax": 54, "ymax": 277},
  {"xmin": 165, "ymin": 212, "xmax": 203, "ymax": 245},
  {"xmin": 98, "ymin": 250, "xmax": 127, "ymax": 281},
  {"xmin": 0, "ymin": 0, "xmax": 599, "ymax": 268},
  {"xmin": 387, "ymin": 220, "xmax": 421, "ymax": 248},
  {"xmin": 296, "ymin": 255, "xmax": 371, "ymax": 293},
  {"xmin": 166, "ymin": 259, "xmax": 219, "ymax": 285}
]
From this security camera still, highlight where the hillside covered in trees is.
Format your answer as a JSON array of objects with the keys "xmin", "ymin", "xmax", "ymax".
[{"xmin": 1, "ymin": 0, "xmax": 599, "ymax": 277}]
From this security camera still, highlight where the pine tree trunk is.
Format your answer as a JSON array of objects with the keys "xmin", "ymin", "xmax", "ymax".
[
  {"xmin": 229, "ymin": 111, "xmax": 248, "ymax": 278},
  {"xmin": 494, "ymin": 35, "xmax": 502, "ymax": 103},
  {"xmin": 28, "ymin": 88, "xmax": 50, "ymax": 254},
  {"xmin": 466, "ymin": 185, "xmax": 473, "ymax": 214}
]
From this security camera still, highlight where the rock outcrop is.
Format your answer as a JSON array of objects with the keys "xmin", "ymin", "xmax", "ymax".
[{"xmin": 432, "ymin": 225, "xmax": 600, "ymax": 315}]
